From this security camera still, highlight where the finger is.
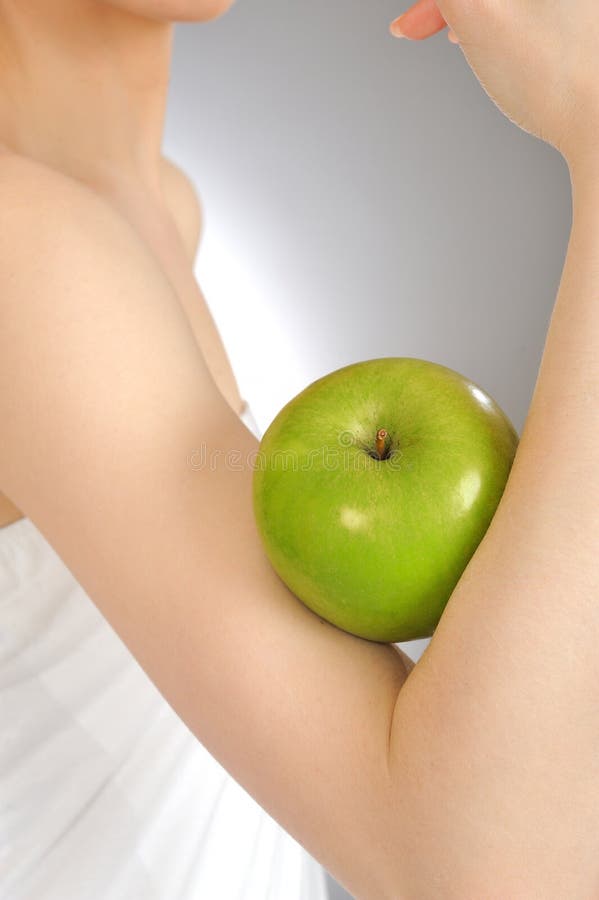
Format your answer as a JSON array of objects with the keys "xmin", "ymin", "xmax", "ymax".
[
  {"xmin": 447, "ymin": 29, "xmax": 460, "ymax": 43},
  {"xmin": 389, "ymin": 0, "xmax": 447, "ymax": 40}
]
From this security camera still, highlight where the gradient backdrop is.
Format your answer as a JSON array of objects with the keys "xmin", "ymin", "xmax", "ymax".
[{"xmin": 164, "ymin": 2, "xmax": 572, "ymax": 896}]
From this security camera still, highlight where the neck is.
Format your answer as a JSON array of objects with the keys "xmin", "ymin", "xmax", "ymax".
[{"xmin": 0, "ymin": 0, "xmax": 173, "ymax": 199}]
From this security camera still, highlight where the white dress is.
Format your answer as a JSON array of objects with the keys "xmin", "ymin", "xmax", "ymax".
[{"xmin": 0, "ymin": 401, "xmax": 330, "ymax": 900}]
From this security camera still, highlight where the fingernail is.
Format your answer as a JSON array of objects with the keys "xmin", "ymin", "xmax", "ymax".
[{"xmin": 389, "ymin": 15, "xmax": 406, "ymax": 38}]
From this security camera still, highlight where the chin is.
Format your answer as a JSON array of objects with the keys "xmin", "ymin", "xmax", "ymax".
[{"xmin": 104, "ymin": 0, "xmax": 237, "ymax": 23}]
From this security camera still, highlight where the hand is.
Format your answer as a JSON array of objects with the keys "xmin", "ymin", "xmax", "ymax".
[{"xmin": 389, "ymin": 0, "xmax": 599, "ymax": 171}]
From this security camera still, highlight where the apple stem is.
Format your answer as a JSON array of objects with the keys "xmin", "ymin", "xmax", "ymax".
[{"xmin": 375, "ymin": 429, "xmax": 388, "ymax": 460}]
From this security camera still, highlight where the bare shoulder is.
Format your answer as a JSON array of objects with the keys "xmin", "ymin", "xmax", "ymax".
[
  {"xmin": 0, "ymin": 151, "xmax": 150, "ymax": 267},
  {"xmin": 160, "ymin": 155, "xmax": 203, "ymax": 262},
  {"xmin": 0, "ymin": 150, "xmax": 202, "ymax": 263},
  {"xmin": 0, "ymin": 151, "xmax": 182, "ymax": 306},
  {"xmin": 0, "ymin": 148, "xmax": 214, "ymax": 488},
  {"xmin": 0, "ymin": 148, "xmax": 105, "ymax": 207}
]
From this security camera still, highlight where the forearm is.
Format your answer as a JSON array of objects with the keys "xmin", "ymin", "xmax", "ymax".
[{"xmin": 387, "ymin": 160, "xmax": 599, "ymax": 898}]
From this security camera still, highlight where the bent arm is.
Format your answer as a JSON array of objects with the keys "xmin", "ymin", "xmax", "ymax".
[
  {"xmin": 0, "ymin": 156, "xmax": 411, "ymax": 900},
  {"xmin": 4, "ymin": 147, "xmax": 598, "ymax": 900},
  {"xmin": 387, "ymin": 158, "xmax": 599, "ymax": 896}
]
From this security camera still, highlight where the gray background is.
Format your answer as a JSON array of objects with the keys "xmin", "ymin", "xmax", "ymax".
[{"xmin": 164, "ymin": 2, "xmax": 572, "ymax": 896}]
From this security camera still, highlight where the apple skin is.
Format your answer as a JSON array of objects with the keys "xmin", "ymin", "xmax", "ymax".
[{"xmin": 252, "ymin": 357, "xmax": 519, "ymax": 643}]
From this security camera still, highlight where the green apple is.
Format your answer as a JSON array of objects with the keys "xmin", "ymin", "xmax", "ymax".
[{"xmin": 252, "ymin": 357, "xmax": 518, "ymax": 643}]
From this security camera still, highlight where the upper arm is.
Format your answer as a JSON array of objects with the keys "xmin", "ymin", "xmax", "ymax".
[
  {"xmin": 0, "ymin": 156, "xmax": 412, "ymax": 900},
  {"xmin": 160, "ymin": 156, "xmax": 203, "ymax": 262}
]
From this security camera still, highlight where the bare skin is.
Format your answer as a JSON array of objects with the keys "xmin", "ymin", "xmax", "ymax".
[
  {"xmin": 2, "ymin": 0, "xmax": 599, "ymax": 898},
  {"xmin": 0, "ymin": 152, "xmax": 243, "ymax": 528},
  {"xmin": 0, "ymin": 0, "xmax": 243, "ymax": 529}
]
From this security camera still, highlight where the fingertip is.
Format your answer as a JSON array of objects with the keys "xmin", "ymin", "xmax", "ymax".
[
  {"xmin": 389, "ymin": 16, "xmax": 407, "ymax": 39},
  {"xmin": 389, "ymin": 0, "xmax": 447, "ymax": 41}
]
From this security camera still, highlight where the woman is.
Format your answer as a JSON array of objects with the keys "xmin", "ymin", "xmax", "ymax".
[{"xmin": 1, "ymin": 0, "xmax": 598, "ymax": 898}]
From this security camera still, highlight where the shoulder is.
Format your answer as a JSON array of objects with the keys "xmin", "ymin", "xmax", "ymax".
[
  {"xmin": 0, "ymin": 150, "xmax": 143, "ymax": 255},
  {"xmin": 0, "ymin": 150, "xmax": 203, "ymax": 264},
  {"xmin": 0, "ymin": 150, "xmax": 90, "ymax": 225},
  {"xmin": 0, "ymin": 151, "xmax": 170, "ymax": 327},
  {"xmin": 160, "ymin": 155, "xmax": 204, "ymax": 263},
  {"xmin": 0, "ymin": 147, "xmax": 216, "ymax": 508},
  {"xmin": 0, "ymin": 154, "xmax": 108, "ymax": 294}
]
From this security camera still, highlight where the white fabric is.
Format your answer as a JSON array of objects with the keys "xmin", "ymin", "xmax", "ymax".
[
  {"xmin": 0, "ymin": 401, "xmax": 329, "ymax": 900},
  {"xmin": 239, "ymin": 400, "xmax": 260, "ymax": 439}
]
